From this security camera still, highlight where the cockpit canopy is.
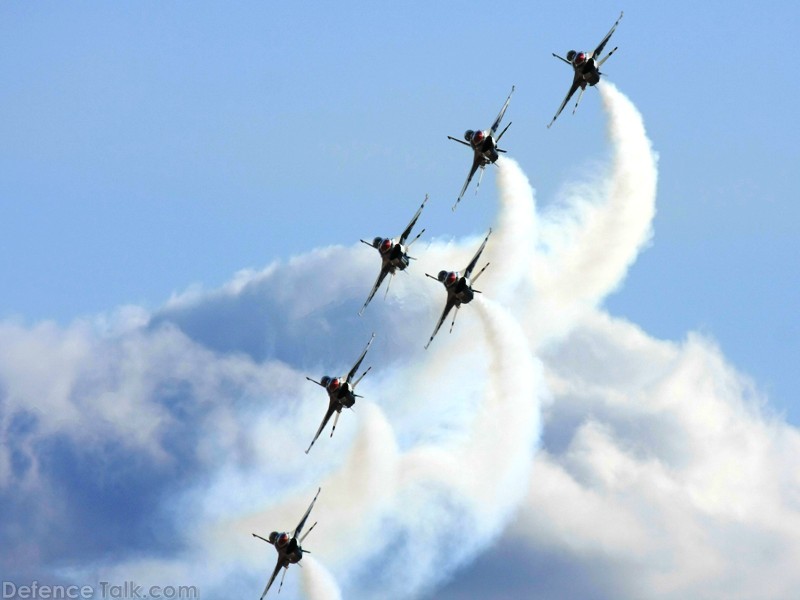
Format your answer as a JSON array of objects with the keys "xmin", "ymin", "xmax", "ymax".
[
  {"xmin": 566, "ymin": 50, "xmax": 577, "ymax": 61},
  {"xmin": 438, "ymin": 271, "xmax": 458, "ymax": 286},
  {"xmin": 372, "ymin": 236, "xmax": 383, "ymax": 248},
  {"xmin": 463, "ymin": 129, "xmax": 474, "ymax": 142},
  {"xmin": 320, "ymin": 375, "xmax": 331, "ymax": 387}
]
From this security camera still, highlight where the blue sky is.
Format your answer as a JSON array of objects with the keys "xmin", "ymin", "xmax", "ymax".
[
  {"xmin": 2, "ymin": 1, "xmax": 797, "ymax": 422},
  {"xmin": 1, "ymin": 2, "xmax": 799, "ymax": 598}
]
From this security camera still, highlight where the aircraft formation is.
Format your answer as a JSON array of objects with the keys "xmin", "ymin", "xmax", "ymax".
[{"xmin": 254, "ymin": 12, "xmax": 623, "ymax": 597}]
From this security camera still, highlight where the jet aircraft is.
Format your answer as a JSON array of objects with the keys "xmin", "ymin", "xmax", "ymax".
[
  {"xmin": 359, "ymin": 195, "xmax": 428, "ymax": 315},
  {"xmin": 548, "ymin": 11, "xmax": 623, "ymax": 128},
  {"xmin": 448, "ymin": 87, "xmax": 514, "ymax": 210},
  {"xmin": 252, "ymin": 487, "xmax": 321, "ymax": 598},
  {"xmin": 304, "ymin": 333, "xmax": 374, "ymax": 453},
  {"xmin": 424, "ymin": 229, "xmax": 492, "ymax": 349}
]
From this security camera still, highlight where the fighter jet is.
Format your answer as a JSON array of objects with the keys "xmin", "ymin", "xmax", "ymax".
[
  {"xmin": 304, "ymin": 333, "xmax": 374, "ymax": 453},
  {"xmin": 448, "ymin": 87, "xmax": 514, "ymax": 210},
  {"xmin": 424, "ymin": 229, "xmax": 491, "ymax": 349},
  {"xmin": 359, "ymin": 195, "xmax": 428, "ymax": 315},
  {"xmin": 252, "ymin": 487, "xmax": 321, "ymax": 598},
  {"xmin": 548, "ymin": 11, "xmax": 623, "ymax": 128}
]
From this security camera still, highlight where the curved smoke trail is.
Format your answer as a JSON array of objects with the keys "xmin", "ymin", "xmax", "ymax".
[
  {"xmin": 202, "ymin": 84, "xmax": 654, "ymax": 599},
  {"xmin": 483, "ymin": 158, "xmax": 538, "ymax": 303},
  {"xmin": 529, "ymin": 81, "xmax": 658, "ymax": 344},
  {"xmin": 224, "ymin": 154, "xmax": 544, "ymax": 599},
  {"xmin": 293, "ymin": 299, "xmax": 542, "ymax": 599},
  {"xmin": 52, "ymin": 84, "xmax": 656, "ymax": 600},
  {"xmin": 300, "ymin": 557, "xmax": 342, "ymax": 600}
]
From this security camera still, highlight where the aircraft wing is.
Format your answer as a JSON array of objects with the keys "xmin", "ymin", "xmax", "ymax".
[
  {"xmin": 425, "ymin": 297, "xmax": 456, "ymax": 349},
  {"xmin": 347, "ymin": 333, "xmax": 375, "ymax": 382},
  {"xmin": 399, "ymin": 194, "xmax": 428, "ymax": 245},
  {"xmin": 260, "ymin": 559, "xmax": 285, "ymax": 600},
  {"xmin": 490, "ymin": 85, "xmax": 515, "ymax": 135},
  {"xmin": 464, "ymin": 229, "xmax": 492, "ymax": 278},
  {"xmin": 359, "ymin": 267, "xmax": 390, "ymax": 315},
  {"xmin": 454, "ymin": 153, "xmax": 483, "ymax": 210},
  {"xmin": 294, "ymin": 487, "xmax": 321, "ymax": 539},
  {"xmin": 592, "ymin": 11, "xmax": 623, "ymax": 58},
  {"xmin": 547, "ymin": 76, "xmax": 581, "ymax": 128},
  {"xmin": 306, "ymin": 400, "xmax": 337, "ymax": 454}
]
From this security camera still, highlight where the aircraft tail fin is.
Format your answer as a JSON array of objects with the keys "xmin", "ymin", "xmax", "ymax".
[
  {"xmin": 353, "ymin": 366, "xmax": 372, "ymax": 388},
  {"xmin": 278, "ymin": 567, "xmax": 287, "ymax": 595},
  {"xmin": 448, "ymin": 307, "xmax": 459, "ymax": 334},
  {"xmin": 472, "ymin": 262, "xmax": 490, "ymax": 283},
  {"xmin": 330, "ymin": 411, "xmax": 340, "ymax": 438},
  {"xmin": 572, "ymin": 87, "xmax": 585, "ymax": 115},
  {"xmin": 475, "ymin": 166, "xmax": 485, "ymax": 195},
  {"xmin": 300, "ymin": 522, "xmax": 317, "ymax": 544},
  {"xmin": 597, "ymin": 46, "xmax": 618, "ymax": 68},
  {"xmin": 496, "ymin": 121, "xmax": 512, "ymax": 142},
  {"xmin": 384, "ymin": 273, "xmax": 393, "ymax": 300},
  {"xmin": 407, "ymin": 228, "xmax": 425, "ymax": 247}
]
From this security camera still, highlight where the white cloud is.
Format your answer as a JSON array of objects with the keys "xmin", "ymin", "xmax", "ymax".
[
  {"xmin": 3, "ymin": 82, "xmax": 799, "ymax": 600},
  {"xmin": 507, "ymin": 310, "xmax": 800, "ymax": 599}
]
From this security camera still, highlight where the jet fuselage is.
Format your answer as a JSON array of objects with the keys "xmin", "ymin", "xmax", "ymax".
[
  {"xmin": 377, "ymin": 239, "xmax": 411, "ymax": 273},
  {"xmin": 444, "ymin": 273, "xmax": 475, "ymax": 306},
  {"xmin": 268, "ymin": 531, "xmax": 303, "ymax": 565},
  {"xmin": 323, "ymin": 378, "xmax": 356, "ymax": 409}
]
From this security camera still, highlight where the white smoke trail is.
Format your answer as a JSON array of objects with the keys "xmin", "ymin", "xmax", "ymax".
[
  {"xmin": 450, "ymin": 297, "xmax": 542, "ymax": 519},
  {"xmin": 529, "ymin": 82, "xmax": 658, "ymax": 344},
  {"xmin": 483, "ymin": 158, "xmax": 538, "ymax": 303},
  {"xmin": 9, "ymin": 85, "xmax": 659, "ymax": 600},
  {"xmin": 172, "ymin": 98, "xmax": 560, "ymax": 598},
  {"xmin": 300, "ymin": 556, "xmax": 342, "ymax": 600},
  {"xmin": 217, "ymin": 283, "xmax": 543, "ymax": 599},
  {"xmin": 293, "ymin": 297, "xmax": 542, "ymax": 599}
]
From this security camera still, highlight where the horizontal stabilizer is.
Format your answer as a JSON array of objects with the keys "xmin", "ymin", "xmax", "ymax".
[{"xmin": 447, "ymin": 135, "xmax": 472, "ymax": 147}]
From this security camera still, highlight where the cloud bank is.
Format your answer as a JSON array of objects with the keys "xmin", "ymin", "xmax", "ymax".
[{"xmin": 1, "ymin": 83, "xmax": 798, "ymax": 600}]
